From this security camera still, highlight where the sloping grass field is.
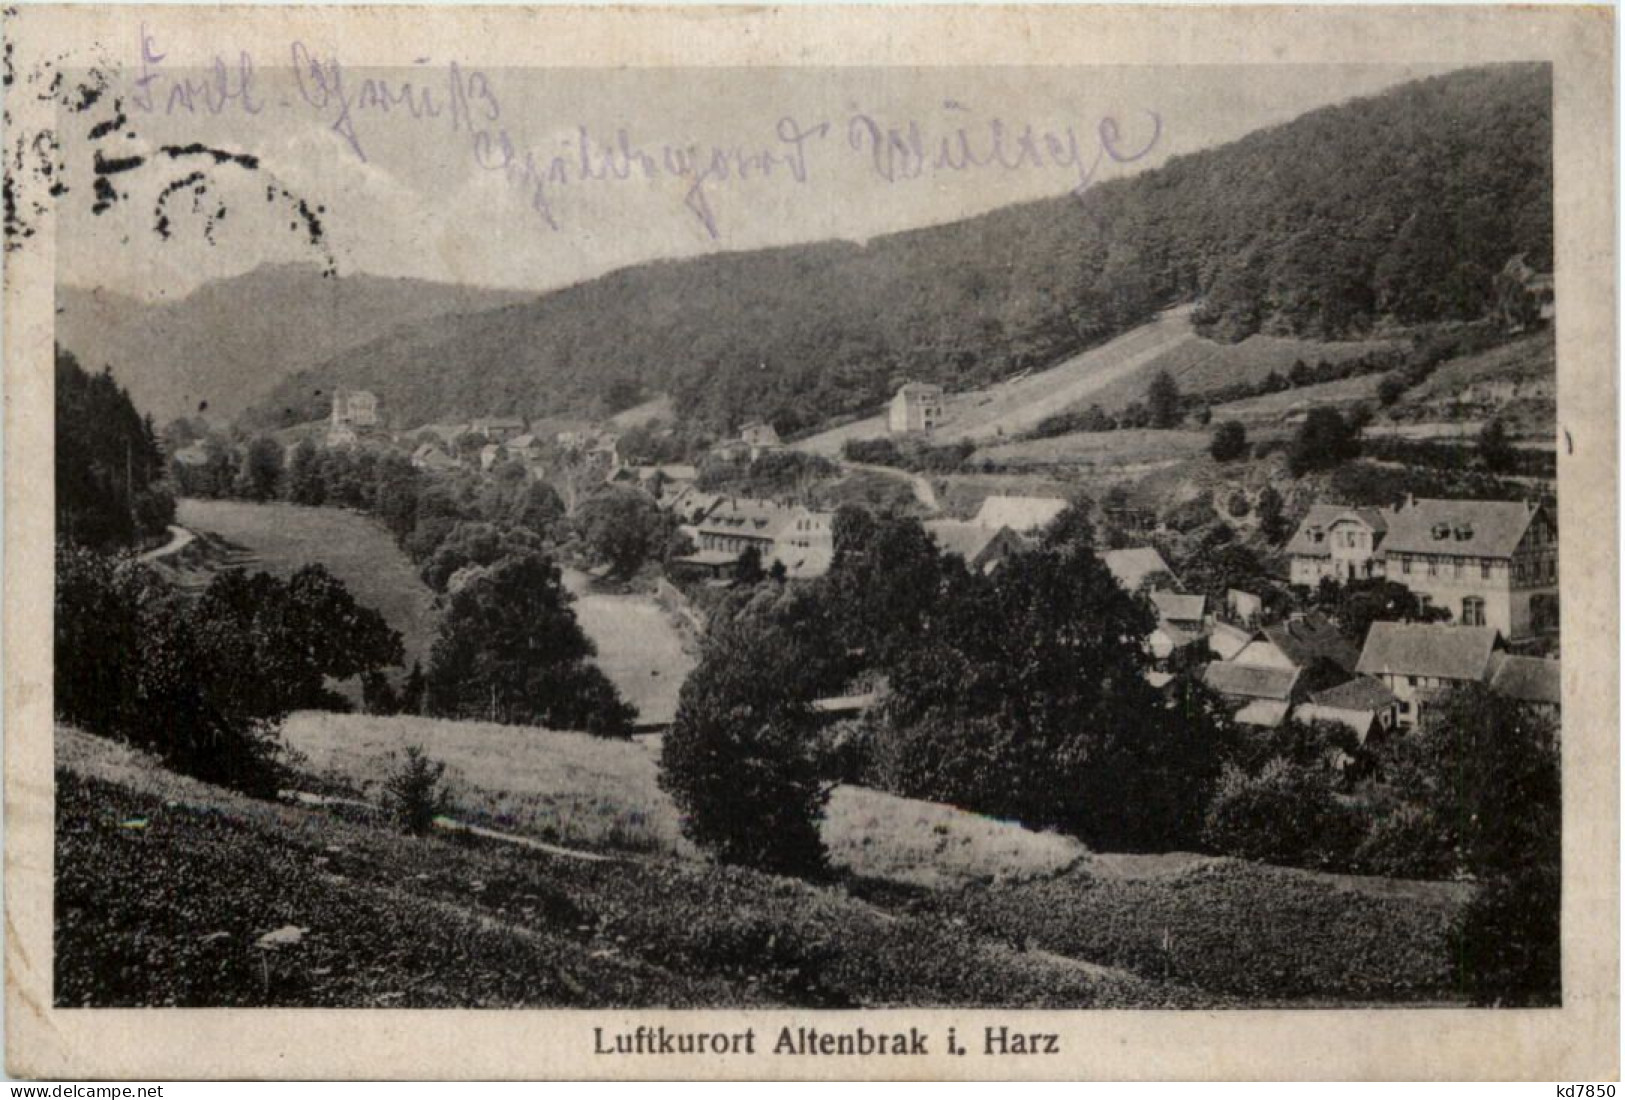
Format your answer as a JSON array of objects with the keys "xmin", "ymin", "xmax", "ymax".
[
  {"xmin": 560, "ymin": 569, "xmax": 695, "ymax": 727},
  {"xmin": 280, "ymin": 712, "xmax": 1087, "ymax": 887},
  {"xmin": 57, "ymin": 726, "xmax": 1174, "ymax": 1008},
  {"xmin": 59, "ymin": 724, "xmax": 1475, "ymax": 1006},
  {"xmin": 176, "ymin": 498, "xmax": 440, "ymax": 673}
]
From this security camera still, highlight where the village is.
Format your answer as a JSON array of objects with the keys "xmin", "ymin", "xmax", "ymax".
[{"xmin": 184, "ymin": 365, "xmax": 1559, "ymax": 754}]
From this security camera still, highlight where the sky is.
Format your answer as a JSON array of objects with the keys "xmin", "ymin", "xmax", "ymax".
[{"xmin": 57, "ymin": 62, "xmax": 1457, "ymax": 299}]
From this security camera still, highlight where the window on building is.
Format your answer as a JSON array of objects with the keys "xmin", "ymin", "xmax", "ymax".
[
  {"xmin": 1462, "ymin": 596, "xmax": 1486, "ymax": 627},
  {"xmin": 1428, "ymin": 558, "xmax": 1437, "ymax": 577},
  {"xmin": 1402, "ymin": 557, "xmax": 1412, "ymax": 575},
  {"xmin": 1407, "ymin": 675, "xmax": 1417, "ymax": 687},
  {"xmin": 1482, "ymin": 559, "xmax": 1492, "ymax": 580},
  {"xmin": 1454, "ymin": 558, "xmax": 1463, "ymax": 579}
]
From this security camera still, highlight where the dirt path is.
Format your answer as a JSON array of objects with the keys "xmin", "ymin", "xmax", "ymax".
[{"xmin": 139, "ymin": 524, "xmax": 195, "ymax": 562}]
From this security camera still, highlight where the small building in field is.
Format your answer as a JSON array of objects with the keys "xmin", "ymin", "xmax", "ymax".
[
  {"xmin": 411, "ymin": 443, "xmax": 461, "ymax": 472},
  {"xmin": 889, "ymin": 382, "xmax": 945, "ymax": 434},
  {"xmin": 1354, "ymin": 622, "xmax": 1503, "ymax": 729},
  {"xmin": 973, "ymin": 495, "xmax": 1070, "ymax": 536},
  {"xmin": 925, "ymin": 520, "xmax": 1027, "ymax": 574}
]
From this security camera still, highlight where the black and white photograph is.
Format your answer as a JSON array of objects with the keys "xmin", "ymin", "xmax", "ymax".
[{"xmin": 5, "ymin": 2, "xmax": 1617, "ymax": 1082}]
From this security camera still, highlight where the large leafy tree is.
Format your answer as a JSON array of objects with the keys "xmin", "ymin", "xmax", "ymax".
[
  {"xmin": 1371, "ymin": 684, "xmax": 1560, "ymax": 1005},
  {"xmin": 424, "ymin": 551, "xmax": 633, "ymax": 735},
  {"xmin": 190, "ymin": 564, "xmax": 405, "ymax": 720},
  {"xmin": 575, "ymin": 486, "xmax": 670, "ymax": 580},
  {"xmin": 658, "ymin": 613, "xmax": 833, "ymax": 877}
]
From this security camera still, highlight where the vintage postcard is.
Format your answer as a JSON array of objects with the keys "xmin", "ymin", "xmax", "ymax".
[{"xmin": 4, "ymin": 3, "xmax": 1617, "ymax": 1081}]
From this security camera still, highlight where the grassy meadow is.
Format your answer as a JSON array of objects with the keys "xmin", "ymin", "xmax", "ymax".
[{"xmin": 280, "ymin": 712, "xmax": 1087, "ymax": 888}]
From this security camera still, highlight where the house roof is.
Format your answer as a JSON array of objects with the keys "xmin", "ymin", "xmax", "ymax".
[
  {"xmin": 1356, "ymin": 623, "xmax": 1501, "ymax": 682},
  {"xmin": 1486, "ymin": 653, "xmax": 1562, "ymax": 706},
  {"xmin": 1151, "ymin": 590, "xmax": 1206, "ymax": 624},
  {"xmin": 1154, "ymin": 621, "xmax": 1207, "ymax": 651},
  {"xmin": 1234, "ymin": 699, "xmax": 1293, "ymax": 728},
  {"xmin": 1382, "ymin": 499, "xmax": 1543, "ymax": 559},
  {"xmin": 696, "ymin": 498, "xmax": 796, "ymax": 541},
  {"xmin": 1284, "ymin": 504, "xmax": 1393, "ymax": 558},
  {"xmin": 1309, "ymin": 676, "xmax": 1399, "ymax": 713},
  {"xmin": 926, "ymin": 520, "xmax": 1012, "ymax": 565},
  {"xmin": 895, "ymin": 381, "xmax": 943, "ymax": 398},
  {"xmin": 1203, "ymin": 661, "xmax": 1300, "ymax": 701},
  {"xmin": 1208, "ymin": 622, "xmax": 1253, "ymax": 661},
  {"xmin": 1262, "ymin": 612, "xmax": 1360, "ymax": 672},
  {"xmin": 1102, "ymin": 547, "xmax": 1175, "ymax": 591},
  {"xmin": 506, "ymin": 433, "xmax": 538, "ymax": 449},
  {"xmin": 974, "ymin": 495, "xmax": 1070, "ymax": 534}
]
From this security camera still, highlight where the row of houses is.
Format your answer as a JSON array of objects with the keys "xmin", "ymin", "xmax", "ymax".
[
  {"xmin": 1140, "ymin": 494, "xmax": 1564, "ymax": 742},
  {"xmin": 1285, "ymin": 495, "xmax": 1557, "ymax": 641}
]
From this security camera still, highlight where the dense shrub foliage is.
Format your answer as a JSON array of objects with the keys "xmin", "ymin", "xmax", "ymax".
[
  {"xmin": 425, "ymin": 552, "xmax": 633, "ymax": 736},
  {"xmin": 55, "ymin": 546, "xmax": 402, "ymax": 793}
]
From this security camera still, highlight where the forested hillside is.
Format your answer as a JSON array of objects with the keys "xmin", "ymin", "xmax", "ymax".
[
  {"xmin": 242, "ymin": 63, "xmax": 1550, "ymax": 435},
  {"xmin": 56, "ymin": 266, "xmax": 534, "ymax": 423},
  {"xmin": 56, "ymin": 347, "xmax": 174, "ymax": 550}
]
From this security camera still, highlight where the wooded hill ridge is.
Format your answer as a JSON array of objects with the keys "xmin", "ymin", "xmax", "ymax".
[
  {"xmin": 55, "ymin": 266, "xmax": 534, "ymax": 424},
  {"xmin": 199, "ymin": 64, "xmax": 1550, "ymax": 436}
]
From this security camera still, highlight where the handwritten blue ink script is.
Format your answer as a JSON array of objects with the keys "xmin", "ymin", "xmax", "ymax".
[{"xmin": 129, "ymin": 28, "xmax": 1162, "ymax": 239}]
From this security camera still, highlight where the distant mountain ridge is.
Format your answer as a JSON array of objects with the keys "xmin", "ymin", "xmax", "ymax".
[
  {"xmin": 55, "ymin": 266, "xmax": 535, "ymax": 423},
  {"xmin": 167, "ymin": 64, "xmax": 1551, "ymax": 435}
]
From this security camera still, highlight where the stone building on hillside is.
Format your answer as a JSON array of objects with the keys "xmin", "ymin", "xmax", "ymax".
[
  {"xmin": 328, "ymin": 388, "xmax": 379, "ymax": 446},
  {"xmin": 889, "ymin": 382, "xmax": 945, "ymax": 434}
]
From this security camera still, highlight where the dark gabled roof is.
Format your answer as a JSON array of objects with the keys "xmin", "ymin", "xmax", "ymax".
[
  {"xmin": 1486, "ymin": 653, "xmax": 1562, "ymax": 706},
  {"xmin": 1262, "ymin": 612, "xmax": 1360, "ymax": 673},
  {"xmin": 1356, "ymin": 623, "xmax": 1501, "ymax": 682},
  {"xmin": 1382, "ymin": 499, "xmax": 1543, "ymax": 559},
  {"xmin": 1284, "ymin": 504, "xmax": 1393, "ymax": 558},
  {"xmin": 1310, "ymin": 676, "xmax": 1399, "ymax": 712},
  {"xmin": 1203, "ymin": 661, "xmax": 1300, "ymax": 701}
]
